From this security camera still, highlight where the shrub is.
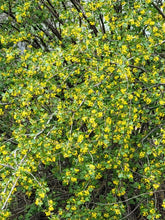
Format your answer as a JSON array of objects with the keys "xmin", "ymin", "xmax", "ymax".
[{"xmin": 0, "ymin": 0, "xmax": 165, "ymax": 219}]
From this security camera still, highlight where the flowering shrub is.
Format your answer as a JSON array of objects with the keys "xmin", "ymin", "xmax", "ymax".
[{"xmin": 0, "ymin": 0, "xmax": 165, "ymax": 219}]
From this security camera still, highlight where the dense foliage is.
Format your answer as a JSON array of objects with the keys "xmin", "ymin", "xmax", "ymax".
[{"xmin": 0, "ymin": 0, "xmax": 165, "ymax": 219}]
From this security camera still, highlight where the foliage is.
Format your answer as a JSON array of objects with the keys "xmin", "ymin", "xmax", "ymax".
[{"xmin": 0, "ymin": 0, "xmax": 165, "ymax": 219}]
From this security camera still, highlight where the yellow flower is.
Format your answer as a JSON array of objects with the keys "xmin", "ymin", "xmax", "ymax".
[
  {"xmin": 35, "ymin": 198, "xmax": 40, "ymax": 205},
  {"xmin": 0, "ymin": 109, "xmax": 4, "ymax": 115},
  {"xmin": 59, "ymin": 210, "xmax": 63, "ymax": 215},
  {"xmin": 71, "ymin": 206, "xmax": 76, "ymax": 210},
  {"xmin": 45, "ymin": 211, "xmax": 51, "ymax": 216},
  {"xmin": 162, "ymin": 23, "xmax": 165, "ymax": 32},
  {"xmin": 49, "ymin": 206, "xmax": 54, "ymax": 211},
  {"xmin": 160, "ymin": 100, "xmax": 165, "ymax": 105},
  {"xmin": 77, "ymin": 134, "xmax": 84, "ymax": 143},
  {"xmin": 162, "ymin": 200, "xmax": 165, "ymax": 208},
  {"xmin": 115, "ymin": 209, "xmax": 121, "ymax": 215},
  {"xmin": 139, "ymin": 152, "xmax": 145, "ymax": 158},
  {"xmin": 3, "ymin": 211, "xmax": 10, "ymax": 218},
  {"xmin": 39, "ymin": 192, "xmax": 45, "ymax": 199},
  {"xmin": 71, "ymin": 177, "xmax": 77, "ymax": 182},
  {"xmin": 113, "ymin": 180, "xmax": 119, "ymax": 185},
  {"xmin": 153, "ymin": 183, "xmax": 159, "ymax": 190},
  {"xmin": 95, "ymin": 173, "xmax": 102, "ymax": 179},
  {"xmin": 150, "ymin": 209, "xmax": 155, "ymax": 214},
  {"xmin": 91, "ymin": 212, "xmax": 97, "ymax": 218},
  {"xmin": 1, "ymin": 5, "xmax": 5, "ymax": 10}
]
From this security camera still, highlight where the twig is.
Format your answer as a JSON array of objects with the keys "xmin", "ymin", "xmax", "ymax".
[
  {"xmin": 47, "ymin": 125, "xmax": 55, "ymax": 136},
  {"xmin": 69, "ymin": 113, "xmax": 75, "ymax": 135},
  {"xmin": 95, "ymin": 190, "xmax": 165, "ymax": 206},
  {"xmin": 128, "ymin": 64, "xmax": 147, "ymax": 72},
  {"xmin": 153, "ymin": 40, "xmax": 165, "ymax": 47},
  {"xmin": 40, "ymin": 0, "xmax": 64, "ymax": 25},
  {"xmin": 141, "ymin": 126, "xmax": 160, "ymax": 145},
  {"xmin": 1, "ymin": 153, "xmax": 28, "ymax": 209},
  {"xmin": 1, "ymin": 176, "xmax": 19, "ymax": 210},
  {"xmin": 0, "ymin": 102, "xmax": 10, "ymax": 105},
  {"xmin": 99, "ymin": 14, "xmax": 106, "ymax": 34},
  {"xmin": 152, "ymin": 2, "xmax": 165, "ymax": 19},
  {"xmin": 88, "ymin": 151, "xmax": 94, "ymax": 163},
  {"xmin": 25, "ymin": 171, "xmax": 42, "ymax": 187},
  {"xmin": 119, "ymin": 199, "xmax": 145, "ymax": 220},
  {"xmin": 0, "ymin": 163, "xmax": 15, "ymax": 170},
  {"xmin": 34, "ymin": 112, "xmax": 55, "ymax": 139},
  {"xmin": 94, "ymin": 72, "xmax": 114, "ymax": 87},
  {"xmin": 2, "ymin": 179, "xmax": 11, "ymax": 195},
  {"xmin": 70, "ymin": 0, "xmax": 98, "ymax": 36}
]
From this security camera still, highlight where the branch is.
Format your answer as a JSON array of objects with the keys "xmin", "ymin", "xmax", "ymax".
[
  {"xmin": 95, "ymin": 190, "xmax": 165, "ymax": 206},
  {"xmin": 152, "ymin": 2, "xmax": 165, "ymax": 19},
  {"xmin": 44, "ymin": 20, "xmax": 62, "ymax": 41},
  {"xmin": 34, "ymin": 112, "xmax": 55, "ymax": 139},
  {"xmin": 36, "ymin": 25, "xmax": 53, "ymax": 40},
  {"xmin": 99, "ymin": 14, "xmax": 106, "ymax": 34},
  {"xmin": 1, "ymin": 176, "xmax": 19, "ymax": 210},
  {"xmin": 141, "ymin": 126, "xmax": 161, "ymax": 144},
  {"xmin": 40, "ymin": 0, "xmax": 64, "ymax": 25},
  {"xmin": 70, "ymin": 0, "xmax": 98, "ymax": 36},
  {"xmin": 120, "ymin": 199, "xmax": 145, "ymax": 220},
  {"xmin": 153, "ymin": 40, "xmax": 165, "ymax": 47},
  {"xmin": 0, "ymin": 163, "xmax": 15, "ymax": 170},
  {"xmin": 25, "ymin": 171, "xmax": 42, "ymax": 187},
  {"xmin": 0, "ymin": 102, "xmax": 11, "ymax": 105},
  {"xmin": 128, "ymin": 64, "xmax": 147, "ymax": 73}
]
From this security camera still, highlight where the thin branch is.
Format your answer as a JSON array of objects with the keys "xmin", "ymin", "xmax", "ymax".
[
  {"xmin": 69, "ymin": 113, "xmax": 75, "ymax": 135},
  {"xmin": 70, "ymin": 0, "xmax": 98, "ymax": 36},
  {"xmin": 34, "ymin": 112, "xmax": 55, "ymax": 139},
  {"xmin": 95, "ymin": 190, "xmax": 165, "ymax": 206},
  {"xmin": 1, "ymin": 176, "xmax": 19, "ymax": 210},
  {"xmin": 152, "ymin": 2, "xmax": 165, "ymax": 19},
  {"xmin": 0, "ymin": 102, "xmax": 11, "ymax": 105},
  {"xmin": 36, "ymin": 25, "xmax": 53, "ymax": 40},
  {"xmin": 40, "ymin": 0, "xmax": 64, "ymax": 25},
  {"xmin": 0, "ymin": 163, "xmax": 15, "ymax": 170},
  {"xmin": 44, "ymin": 20, "xmax": 63, "ymax": 41},
  {"xmin": 2, "ymin": 179, "xmax": 11, "ymax": 194},
  {"xmin": 128, "ymin": 64, "xmax": 147, "ymax": 73},
  {"xmin": 141, "ymin": 126, "xmax": 161, "ymax": 144},
  {"xmin": 1, "ymin": 152, "xmax": 28, "ymax": 210},
  {"xmin": 47, "ymin": 125, "xmax": 55, "ymax": 136},
  {"xmin": 25, "ymin": 171, "xmax": 42, "ymax": 187},
  {"xmin": 120, "ymin": 199, "xmax": 145, "ymax": 220},
  {"xmin": 94, "ymin": 72, "xmax": 114, "ymax": 87},
  {"xmin": 99, "ymin": 14, "xmax": 106, "ymax": 34},
  {"xmin": 17, "ymin": 153, "xmax": 28, "ymax": 168},
  {"xmin": 153, "ymin": 40, "xmax": 165, "ymax": 47},
  {"xmin": 88, "ymin": 151, "xmax": 94, "ymax": 163}
]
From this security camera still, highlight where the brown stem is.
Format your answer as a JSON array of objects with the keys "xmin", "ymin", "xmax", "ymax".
[
  {"xmin": 40, "ymin": 0, "xmax": 64, "ymax": 24},
  {"xmin": 99, "ymin": 14, "xmax": 106, "ymax": 34},
  {"xmin": 44, "ymin": 20, "xmax": 62, "ymax": 41},
  {"xmin": 70, "ymin": 0, "xmax": 98, "ymax": 36},
  {"xmin": 37, "ymin": 25, "xmax": 53, "ymax": 40}
]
